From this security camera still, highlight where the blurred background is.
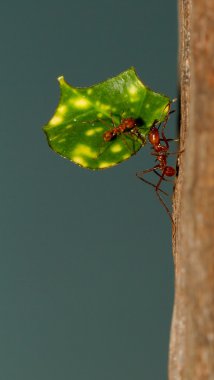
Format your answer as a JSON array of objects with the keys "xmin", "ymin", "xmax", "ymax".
[{"xmin": 0, "ymin": 1, "xmax": 178, "ymax": 379}]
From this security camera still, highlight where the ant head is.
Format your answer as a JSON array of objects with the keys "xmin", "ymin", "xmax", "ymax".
[
  {"xmin": 148, "ymin": 125, "xmax": 160, "ymax": 145},
  {"xmin": 103, "ymin": 130, "xmax": 114, "ymax": 142},
  {"xmin": 150, "ymin": 125, "xmax": 159, "ymax": 133}
]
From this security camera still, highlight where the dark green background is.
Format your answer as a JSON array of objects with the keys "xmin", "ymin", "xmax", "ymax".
[{"xmin": 0, "ymin": 1, "xmax": 177, "ymax": 379}]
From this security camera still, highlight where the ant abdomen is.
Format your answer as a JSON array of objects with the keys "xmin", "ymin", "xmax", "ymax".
[{"xmin": 164, "ymin": 166, "xmax": 176, "ymax": 177}]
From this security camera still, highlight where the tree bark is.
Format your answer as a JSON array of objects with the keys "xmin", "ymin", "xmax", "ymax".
[{"xmin": 169, "ymin": 0, "xmax": 214, "ymax": 379}]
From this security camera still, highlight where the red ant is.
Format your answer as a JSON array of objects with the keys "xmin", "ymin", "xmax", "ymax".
[
  {"xmin": 82, "ymin": 114, "xmax": 145, "ymax": 159},
  {"xmin": 102, "ymin": 116, "xmax": 145, "ymax": 145},
  {"xmin": 103, "ymin": 117, "xmax": 139, "ymax": 141},
  {"xmin": 136, "ymin": 105, "xmax": 178, "ymax": 222}
]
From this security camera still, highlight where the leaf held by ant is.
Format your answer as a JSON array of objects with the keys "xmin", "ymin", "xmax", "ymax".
[{"xmin": 43, "ymin": 67, "xmax": 171, "ymax": 169}]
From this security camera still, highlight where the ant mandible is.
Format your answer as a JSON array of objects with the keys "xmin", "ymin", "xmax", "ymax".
[{"xmin": 136, "ymin": 104, "xmax": 178, "ymax": 222}]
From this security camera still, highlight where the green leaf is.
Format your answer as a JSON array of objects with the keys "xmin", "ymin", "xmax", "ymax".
[{"xmin": 43, "ymin": 67, "xmax": 171, "ymax": 169}]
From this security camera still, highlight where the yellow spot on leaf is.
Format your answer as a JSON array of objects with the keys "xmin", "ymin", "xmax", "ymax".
[
  {"xmin": 87, "ymin": 89, "xmax": 93, "ymax": 95},
  {"xmin": 58, "ymin": 105, "xmax": 67, "ymax": 114},
  {"xmin": 128, "ymin": 85, "xmax": 138, "ymax": 95},
  {"xmin": 97, "ymin": 113, "xmax": 103, "ymax": 118},
  {"xmin": 100, "ymin": 104, "xmax": 110, "ymax": 111},
  {"xmin": 85, "ymin": 127, "xmax": 103, "ymax": 136},
  {"xmin": 73, "ymin": 144, "xmax": 96, "ymax": 158},
  {"xmin": 164, "ymin": 104, "xmax": 170, "ymax": 114},
  {"xmin": 85, "ymin": 129, "xmax": 95, "ymax": 136},
  {"xmin": 72, "ymin": 98, "xmax": 90, "ymax": 109},
  {"xmin": 98, "ymin": 161, "xmax": 113, "ymax": 168},
  {"xmin": 111, "ymin": 144, "xmax": 122, "ymax": 153},
  {"xmin": 58, "ymin": 138, "xmax": 66, "ymax": 143},
  {"xmin": 130, "ymin": 97, "xmax": 139, "ymax": 103},
  {"xmin": 72, "ymin": 156, "xmax": 87, "ymax": 167},
  {"xmin": 49, "ymin": 115, "xmax": 63, "ymax": 126},
  {"xmin": 122, "ymin": 153, "xmax": 130, "ymax": 160},
  {"xmin": 66, "ymin": 124, "xmax": 72, "ymax": 129},
  {"xmin": 95, "ymin": 127, "xmax": 103, "ymax": 132}
]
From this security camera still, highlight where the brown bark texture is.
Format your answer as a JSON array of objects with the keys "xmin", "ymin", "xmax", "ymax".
[{"xmin": 169, "ymin": 0, "xmax": 214, "ymax": 379}]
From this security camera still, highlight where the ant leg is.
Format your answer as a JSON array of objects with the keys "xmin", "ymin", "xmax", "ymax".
[
  {"xmin": 109, "ymin": 112, "xmax": 117, "ymax": 127},
  {"xmin": 151, "ymin": 149, "xmax": 184, "ymax": 157},
  {"xmin": 159, "ymin": 103, "xmax": 172, "ymax": 148},
  {"xmin": 160, "ymin": 138, "xmax": 179, "ymax": 142},
  {"xmin": 153, "ymin": 170, "xmax": 174, "ymax": 183},
  {"xmin": 96, "ymin": 131, "xmax": 136, "ymax": 160},
  {"xmin": 155, "ymin": 170, "xmax": 173, "ymax": 222},
  {"xmin": 161, "ymin": 130, "xmax": 169, "ymax": 149},
  {"xmin": 120, "ymin": 110, "xmax": 126, "ymax": 119},
  {"xmin": 136, "ymin": 166, "xmax": 168, "ymax": 196},
  {"xmin": 81, "ymin": 119, "xmax": 112, "ymax": 129},
  {"xmin": 156, "ymin": 190, "xmax": 173, "ymax": 223},
  {"xmin": 97, "ymin": 118, "xmax": 114, "ymax": 128},
  {"xmin": 168, "ymin": 150, "xmax": 184, "ymax": 155},
  {"xmin": 137, "ymin": 176, "xmax": 168, "ymax": 196},
  {"xmin": 119, "ymin": 133, "xmax": 137, "ymax": 155},
  {"xmin": 89, "ymin": 117, "xmax": 115, "ymax": 159},
  {"xmin": 88, "ymin": 119, "xmax": 113, "ymax": 159},
  {"xmin": 162, "ymin": 103, "xmax": 171, "ymax": 128},
  {"xmin": 155, "ymin": 169, "xmax": 167, "ymax": 192},
  {"xmin": 118, "ymin": 130, "xmax": 144, "ymax": 155},
  {"xmin": 80, "ymin": 120, "xmax": 112, "ymax": 157},
  {"xmin": 137, "ymin": 166, "xmax": 173, "ymax": 221},
  {"xmin": 130, "ymin": 129, "xmax": 146, "ymax": 145},
  {"xmin": 95, "ymin": 143, "xmax": 111, "ymax": 159}
]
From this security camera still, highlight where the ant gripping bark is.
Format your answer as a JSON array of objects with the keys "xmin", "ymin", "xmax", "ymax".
[{"xmin": 136, "ymin": 105, "xmax": 178, "ymax": 222}]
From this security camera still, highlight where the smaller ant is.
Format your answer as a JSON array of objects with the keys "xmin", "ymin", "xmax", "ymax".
[
  {"xmin": 103, "ymin": 116, "xmax": 145, "ymax": 145},
  {"xmin": 136, "ymin": 105, "xmax": 178, "ymax": 222}
]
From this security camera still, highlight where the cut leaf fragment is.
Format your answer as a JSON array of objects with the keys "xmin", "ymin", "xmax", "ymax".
[{"xmin": 44, "ymin": 67, "xmax": 171, "ymax": 169}]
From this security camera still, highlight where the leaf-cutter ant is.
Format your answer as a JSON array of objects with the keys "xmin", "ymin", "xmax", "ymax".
[{"xmin": 136, "ymin": 104, "xmax": 179, "ymax": 222}]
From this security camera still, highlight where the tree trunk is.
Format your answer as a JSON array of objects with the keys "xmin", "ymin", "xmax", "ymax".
[{"xmin": 169, "ymin": 0, "xmax": 214, "ymax": 379}]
